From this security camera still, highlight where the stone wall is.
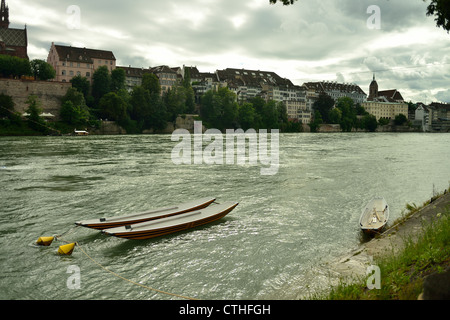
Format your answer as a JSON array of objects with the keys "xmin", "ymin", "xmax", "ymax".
[{"xmin": 0, "ymin": 78, "xmax": 71, "ymax": 119}]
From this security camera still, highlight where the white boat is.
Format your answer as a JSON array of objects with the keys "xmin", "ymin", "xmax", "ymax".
[
  {"xmin": 73, "ymin": 129, "xmax": 89, "ymax": 136},
  {"xmin": 103, "ymin": 202, "xmax": 238, "ymax": 240},
  {"xmin": 359, "ymin": 197, "xmax": 390, "ymax": 235},
  {"xmin": 75, "ymin": 197, "xmax": 216, "ymax": 230}
]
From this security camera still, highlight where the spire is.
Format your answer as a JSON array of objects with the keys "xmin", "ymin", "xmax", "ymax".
[
  {"xmin": 373, "ymin": 73, "xmax": 375, "ymax": 81},
  {"xmin": 0, "ymin": 0, "xmax": 9, "ymax": 28}
]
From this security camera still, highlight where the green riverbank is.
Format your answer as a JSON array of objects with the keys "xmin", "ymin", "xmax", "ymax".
[{"xmin": 317, "ymin": 187, "xmax": 450, "ymax": 300}]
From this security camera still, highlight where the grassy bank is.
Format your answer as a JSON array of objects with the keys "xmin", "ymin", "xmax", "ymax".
[{"xmin": 318, "ymin": 192, "xmax": 450, "ymax": 300}]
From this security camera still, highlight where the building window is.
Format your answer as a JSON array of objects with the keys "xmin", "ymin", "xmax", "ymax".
[
  {"xmin": 86, "ymin": 72, "xmax": 90, "ymax": 77},
  {"xmin": 62, "ymin": 70, "xmax": 66, "ymax": 76},
  {"xmin": 69, "ymin": 71, "xmax": 74, "ymax": 76}
]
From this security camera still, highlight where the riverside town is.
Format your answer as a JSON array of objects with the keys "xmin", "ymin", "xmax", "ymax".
[
  {"xmin": 1, "ymin": 1, "xmax": 449, "ymax": 136},
  {"xmin": 1, "ymin": 0, "xmax": 450, "ymax": 307}
]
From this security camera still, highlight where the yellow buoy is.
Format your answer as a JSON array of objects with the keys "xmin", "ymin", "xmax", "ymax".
[
  {"xmin": 58, "ymin": 243, "xmax": 76, "ymax": 255},
  {"xmin": 36, "ymin": 236, "xmax": 55, "ymax": 246}
]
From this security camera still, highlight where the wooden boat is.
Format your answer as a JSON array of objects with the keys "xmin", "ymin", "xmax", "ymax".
[
  {"xmin": 73, "ymin": 129, "xmax": 89, "ymax": 136},
  {"xmin": 75, "ymin": 197, "xmax": 216, "ymax": 230},
  {"xmin": 359, "ymin": 197, "xmax": 390, "ymax": 235},
  {"xmin": 103, "ymin": 202, "xmax": 239, "ymax": 240}
]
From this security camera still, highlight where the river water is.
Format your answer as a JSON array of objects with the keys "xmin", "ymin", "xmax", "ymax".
[{"xmin": 0, "ymin": 133, "xmax": 449, "ymax": 300}]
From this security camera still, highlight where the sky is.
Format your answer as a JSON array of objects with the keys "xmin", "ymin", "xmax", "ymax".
[{"xmin": 7, "ymin": 0, "xmax": 450, "ymax": 103}]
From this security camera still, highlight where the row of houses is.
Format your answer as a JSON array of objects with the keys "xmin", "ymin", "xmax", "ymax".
[
  {"xmin": 414, "ymin": 102, "xmax": 450, "ymax": 132},
  {"xmin": 44, "ymin": 42, "xmax": 449, "ymax": 130}
]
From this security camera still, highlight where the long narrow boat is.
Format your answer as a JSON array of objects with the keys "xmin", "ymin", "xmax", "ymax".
[
  {"xmin": 103, "ymin": 202, "xmax": 239, "ymax": 240},
  {"xmin": 359, "ymin": 197, "xmax": 390, "ymax": 235},
  {"xmin": 75, "ymin": 197, "xmax": 216, "ymax": 230}
]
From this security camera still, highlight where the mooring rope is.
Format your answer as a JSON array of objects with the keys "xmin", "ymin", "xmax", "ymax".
[{"xmin": 56, "ymin": 234, "xmax": 199, "ymax": 301}]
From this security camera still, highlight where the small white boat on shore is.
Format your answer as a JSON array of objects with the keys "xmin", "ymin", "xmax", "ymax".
[{"xmin": 359, "ymin": 197, "xmax": 390, "ymax": 235}]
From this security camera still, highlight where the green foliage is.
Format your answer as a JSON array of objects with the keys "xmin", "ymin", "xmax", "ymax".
[
  {"xmin": 269, "ymin": 0, "xmax": 297, "ymax": 5},
  {"xmin": 0, "ymin": 93, "xmax": 15, "ymax": 118},
  {"xmin": 378, "ymin": 117, "xmax": 390, "ymax": 126},
  {"xmin": 199, "ymin": 87, "xmax": 291, "ymax": 132},
  {"xmin": 70, "ymin": 75, "xmax": 90, "ymax": 99},
  {"xmin": 60, "ymin": 88, "xmax": 90, "ymax": 125},
  {"xmin": 200, "ymin": 87, "xmax": 238, "ymax": 130},
  {"xmin": 361, "ymin": 114, "xmax": 378, "ymax": 132},
  {"xmin": 92, "ymin": 65, "xmax": 111, "ymax": 104},
  {"xmin": 394, "ymin": 113, "xmax": 408, "ymax": 126},
  {"xmin": 25, "ymin": 95, "xmax": 47, "ymax": 133},
  {"xmin": 335, "ymin": 97, "xmax": 357, "ymax": 132},
  {"xmin": 98, "ymin": 92, "xmax": 127, "ymax": 122},
  {"xmin": 425, "ymin": 0, "xmax": 450, "ymax": 32},
  {"xmin": 30, "ymin": 59, "xmax": 56, "ymax": 81},
  {"xmin": 309, "ymin": 110, "xmax": 323, "ymax": 132},
  {"xmin": 0, "ymin": 54, "xmax": 32, "ymax": 78},
  {"xmin": 313, "ymin": 93, "xmax": 334, "ymax": 123},
  {"xmin": 238, "ymin": 102, "xmax": 257, "ymax": 131},
  {"xmin": 142, "ymin": 73, "xmax": 161, "ymax": 96},
  {"xmin": 328, "ymin": 108, "xmax": 342, "ymax": 124},
  {"xmin": 111, "ymin": 68, "xmax": 126, "ymax": 92}
]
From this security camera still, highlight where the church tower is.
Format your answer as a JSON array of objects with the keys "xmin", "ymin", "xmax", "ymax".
[
  {"xmin": 0, "ymin": 0, "xmax": 9, "ymax": 28},
  {"xmin": 368, "ymin": 74, "xmax": 378, "ymax": 101}
]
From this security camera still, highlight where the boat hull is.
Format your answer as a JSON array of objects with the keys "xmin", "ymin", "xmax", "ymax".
[
  {"xmin": 103, "ymin": 202, "xmax": 238, "ymax": 240},
  {"xmin": 75, "ymin": 197, "xmax": 216, "ymax": 230},
  {"xmin": 360, "ymin": 197, "xmax": 390, "ymax": 235}
]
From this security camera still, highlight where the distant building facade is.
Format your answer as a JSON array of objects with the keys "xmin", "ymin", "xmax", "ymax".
[
  {"xmin": 303, "ymin": 81, "xmax": 367, "ymax": 105},
  {"xmin": 367, "ymin": 75, "xmax": 405, "ymax": 103},
  {"xmin": 362, "ymin": 101, "xmax": 408, "ymax": 120},
  {"xmin": 0, "ymin": 0, "xmax": 28, "ymax": 59},
  {"xmin": 47, "ymin": 42, "xmax": 116, "ymax": 83}
]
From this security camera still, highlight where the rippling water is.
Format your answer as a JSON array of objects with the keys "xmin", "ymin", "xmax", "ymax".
[{"xmin": 1, "ymin": 133, "xmax": 449, "ymax": 300}]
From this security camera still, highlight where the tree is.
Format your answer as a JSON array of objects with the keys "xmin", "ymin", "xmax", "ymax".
[
  {"xmin": 313, "ymin": 93, "xmax": 334, "ymax": 123},
  {"xmin": 0, "ymin": 93, "xmax": 14, "ymax": 118},
  {"xmin": 98, "ymin": 92, "xmax": 127, "ymax": 122},
  {"xmin": 25, "ymin": 95, "xmax": 47, "ymax": 133},
  {"xmin": 200, "ymin": 87, "xmax": 238, "ymax": 130},
  {"xmin": 329, "ymin": 108, "xmax": 342, "ymax": 124},
  {"xmin": 111, "ymin": 68, "xmax": 126, "ymax": 92},
  {"xmin": 30, "ymin": 59, "xmax": 56, "ymax": 81},
  {"xmin": 142, "ymin": 73, "xmax": 161, "ymax": 96},
  {"xmin": 70, "ymin": 75, "xmax": 90, "ymax": 99},
  {"xmin": 92, "ymin": 65, "xmax": 111, "ymax": 104},
  {"xmin": 164, "ymin": 86, "xmax": 187, "ymax": 122},
  {"xmin": 60, "ymin": 101, "xmax": 90, "ymax": 125},
  {"xmin": 238, "ymin": 102, "xmax": 257, "ymax": 130},
  {"xmin": 425, "ymin": 0, "xmax": 450, "ymax": 32},
  {"xmin": 61, "ymin": 88, "xmax": 90, "ymax": 125},
  {"xmin": 361, "ymin": 114, "xmax": 378, "ymax": 132},
  {"xmin": 394, "ymin": 113, "xmax": 408, "ymax": 126},
  {"xmin": 336, "ymin": 97, "xmax": 357, "ymax": 132},
  {"xmin": 309, "ymin": 110, "xmax": 323, "ymax": 132},
  {"xmin": 269, "ymin": 0, "xmax": 296, "ymax": 4},
  {"xmin": 0, "ymin": 54, "xmax": 32, "ymax": 78}
]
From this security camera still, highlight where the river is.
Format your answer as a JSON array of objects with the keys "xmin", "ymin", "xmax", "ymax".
[{"xmin": 0, "ymin": 133, "xmax": 449, "ymax": 300}]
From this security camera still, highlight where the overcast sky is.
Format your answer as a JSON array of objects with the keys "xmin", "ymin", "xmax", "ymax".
[{"xmin": 8, "ymin": 0, "xmax": 450, "ymax": 103}]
